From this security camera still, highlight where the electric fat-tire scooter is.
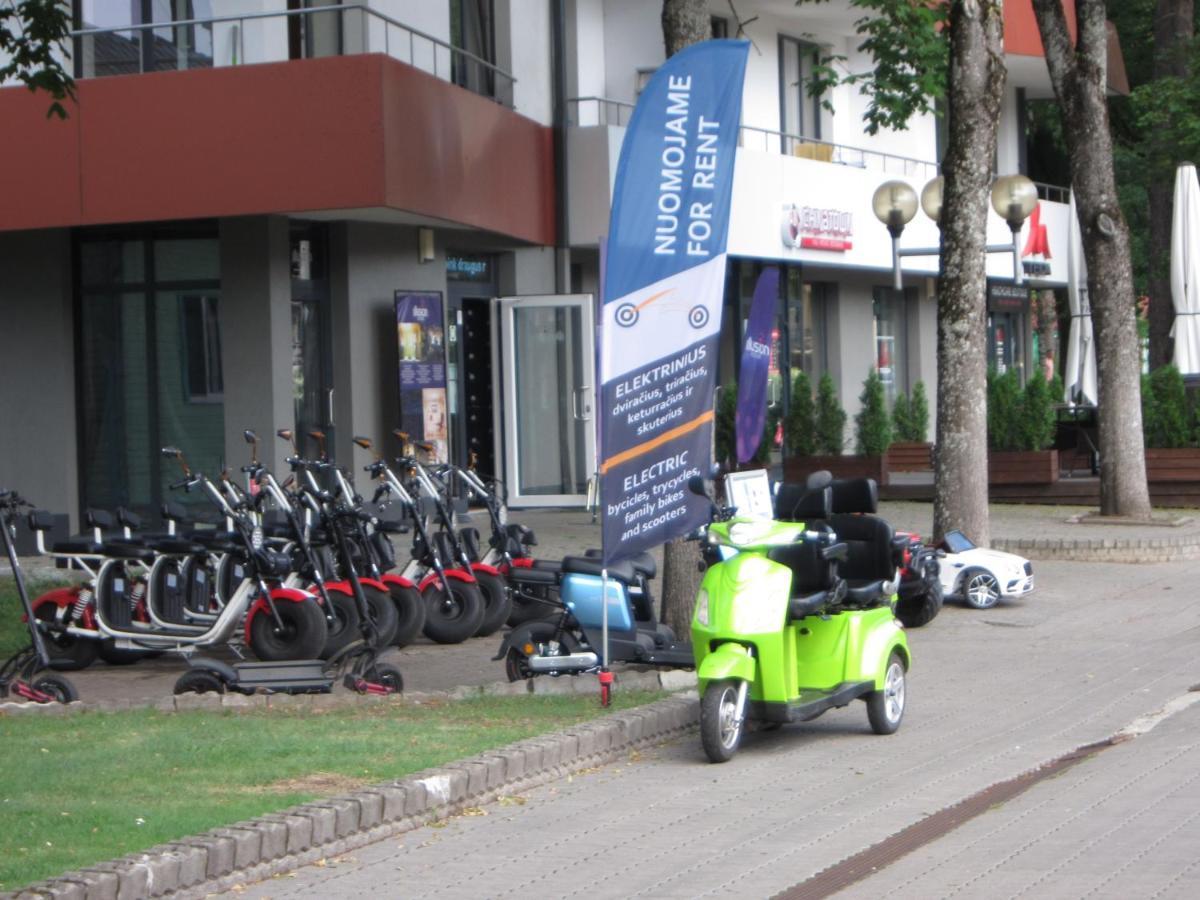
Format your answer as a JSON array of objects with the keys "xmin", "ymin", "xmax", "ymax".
[
  {"xmin": 0, "ymin": 490, "xmax": 78, "ymax": 703},
  {"xmin": 689, "ymin": 473, "xmax": 910, "ymax": 763}
]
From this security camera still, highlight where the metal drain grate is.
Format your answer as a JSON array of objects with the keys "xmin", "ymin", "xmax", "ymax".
[{"xmin": 772, "ymin": 738, "xmax": 1116, "ymax": 900}]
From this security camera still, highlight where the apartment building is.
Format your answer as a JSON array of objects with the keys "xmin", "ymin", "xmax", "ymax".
[{"xmin": 0, "ymin": 1, "xmax": 1117, "ymax": 528}]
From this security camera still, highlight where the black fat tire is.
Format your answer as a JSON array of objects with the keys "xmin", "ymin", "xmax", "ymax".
[
  {"xmin": 250, "ymin": 597, "xmax": 328, "ymax": 661},
  {"xmin": 31, "ymin": 671, "xmax": 79, "ymax": 704},
  {"xmin": 867, "ymin": 652, "xmax": 907, "ymax": 735},
  {"xmin": 363, "ymin": 584, "xmax": 400, "ymax": 648},
  {"xmin": 422, "ymin": 579, "xmax": 485, "ymax": 644},
  {"xmin": 473, "ymin": 571, "xmax": 512, "ymax": 638},
  {"xmin": 319, "ymin": 591, "xmax": 362, "ymax": 660},
  {"xmin": 700, "ymin": 679, "xmax": 746, "ymax": 764},
  {"xmin": 894, "ymin": 578, "xmax": 943, "ymax": 628},
  {"xmin": 389, "ymin": 584, "xmax": 426, "ymax": 648},
  {"xmin": 34, "ymin": 601, "xmax": 98, "ymax": 672},
  {"xmin": 503, "ymin": 621, "xmax": 580, "ymax": 682},
  {"xmin": 174, "ymin": 669, "xmax": 227, "ymax": 695},
  {"xmin": 364, "ymin": 662, "xmax": 404, "ymax": 693}
]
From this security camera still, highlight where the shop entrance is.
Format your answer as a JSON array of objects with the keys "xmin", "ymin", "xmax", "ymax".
[
  {"xmin": 498, "ymin": 294, "xmax": 596, "ymax": 507},
  {"xmin": 987, "ymin": 282, "xmax": 1031, "ymax": 383},
  {"xmin": 447, "ymin": 255, "xmax": 498, "ymax": 480}
]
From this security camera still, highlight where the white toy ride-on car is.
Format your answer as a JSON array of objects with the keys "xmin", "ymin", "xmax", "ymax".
[{"xmin": 937, "ymin": 530, "xmax": 1033, "ymax": 610}]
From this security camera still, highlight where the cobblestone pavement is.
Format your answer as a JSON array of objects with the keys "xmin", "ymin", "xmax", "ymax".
[{"xmin": 224, "ymin": 552, "xmax": 1200, "ymax": 899}]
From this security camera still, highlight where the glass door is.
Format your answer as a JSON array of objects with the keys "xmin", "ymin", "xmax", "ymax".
[{"xmin": 498, "ymin": 294, "xmax": 595, "ymax": 507}]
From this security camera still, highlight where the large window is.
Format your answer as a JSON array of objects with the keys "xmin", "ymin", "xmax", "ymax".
[
  {"xmin": 77, "ymin": 226, "xmax": 223, "ymax": 522},
  {"xmin": 74, "ymin": 1, "xmax": 214, "ymax": 78},
  {"xmin": 450, "ymin": 0, "xmax": 495, "ymax": 97},
  {"xmin": 779, "ymin": 36, "xmax": 824, "ymax": 146},
  {"xmin": 873, "ymin": 287, "xmax": 913, "ymax": 406}
]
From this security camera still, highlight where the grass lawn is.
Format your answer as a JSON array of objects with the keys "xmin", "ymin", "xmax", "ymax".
[{"xmin": 0, "ymin": 690, "xmax": 665, "ymax": 891}]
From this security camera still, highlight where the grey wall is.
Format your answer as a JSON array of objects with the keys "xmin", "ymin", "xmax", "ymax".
[
  {"xmin": 0, "ymin": 229, "xmax": 79, "ymax": 527},
  {"xmin": 219, "ymin": 216, "xmax": 294, "ymax": 476},
  {"xmin": 331, "ymin": 222, "xmax": 446, "ymax": 464}
]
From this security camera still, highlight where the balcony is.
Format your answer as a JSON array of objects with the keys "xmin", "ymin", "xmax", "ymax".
[
  {"xmin": 566, "ymin": 96, "xmax": 1069, "ymax": 286},
  {"xmin": 71, "ymin": 2, "xmax": 514, "ymax": 108}
]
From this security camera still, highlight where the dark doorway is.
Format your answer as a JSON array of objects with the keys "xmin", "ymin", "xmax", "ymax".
[
  {"xmin": 290, "ymin": 224, "xmax": 334, "ymax": 461},
  {"xmin": 446, "ymin": 254, "xmax": 497, "ymax": 480}
]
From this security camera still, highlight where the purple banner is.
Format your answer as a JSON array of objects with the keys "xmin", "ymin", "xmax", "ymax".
[
  {"xmin": 395, "ymin": 291, "xmax": 448, "ymax": 462},
  {"xmin": 735, "ymin": 267, "xmax": 779, "ymax": 463}
]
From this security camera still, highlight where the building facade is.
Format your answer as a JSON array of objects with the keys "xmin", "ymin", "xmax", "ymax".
[{"xmin": 0, "ymin": 0, "xmax": 1115, "ymax": 530}]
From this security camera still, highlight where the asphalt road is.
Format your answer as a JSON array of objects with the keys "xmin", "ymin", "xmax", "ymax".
[{"xmin": 221, "ymin": 555, "xmax": 1200, "ymax": 899}]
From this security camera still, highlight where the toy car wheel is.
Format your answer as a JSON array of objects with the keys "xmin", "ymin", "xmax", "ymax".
[
  {"xmin": 700, "ymin": 679, "xmax": 746, "ymax": 763},
  {"xmin": 962, "ymin": 568, "xmax": 1001, "ymax": 609},
  {"xmin": 866, "ymin": 652, "xmax": 906, "ymax": 735}
]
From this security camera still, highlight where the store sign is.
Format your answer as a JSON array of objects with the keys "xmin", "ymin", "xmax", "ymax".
[
  {"xmin": 781, "ymin": 203, "xmax": 853, "ymax": 252},
  {"xmin": 988, "ymin": 281, "xmax": 1029, "ymax": 312},
  {"xmin": 395, "ymin": 291, "xmax": 448, "ymax": 463}
]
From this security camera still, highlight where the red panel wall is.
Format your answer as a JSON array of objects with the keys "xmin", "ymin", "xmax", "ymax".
[
  {"xmin": 0, "ymin": 55, "xmax": 554, "ymax": 245},
  {"xmin": 1004, "ymin": 0, "xmax": 1077, "ymax": 57}
]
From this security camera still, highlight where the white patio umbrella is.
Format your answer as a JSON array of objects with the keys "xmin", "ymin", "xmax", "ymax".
[
  {"xmin": 1064, "ymin": 192, "xmax": 1098, "ymax": 405},
  {"xmin": 1171, "ymin": 162, "xmax": 1200, "ymax": 374}
]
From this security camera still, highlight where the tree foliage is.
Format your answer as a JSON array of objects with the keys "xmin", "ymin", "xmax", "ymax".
[
  {"xmin": 0, "ymin": 0, "xmax": 75, "ymax": 118},
  {"xmin": 814, "ymin": 372, "xmax": 846, "ymax": 454},
  {"xmin": 799, "ymin": 0, "xmax": 949, "ymax": 134},
  {"xmin": 854, "ymin": 369, "xmax": 893, "ymax": 455},
  {"xmin": 786, "ymin": 370, "xmax": 817, "ymax": 456},
  {"xmin": 1142, "ymin": 364, "xmax": 1193, "ymax": 448}
]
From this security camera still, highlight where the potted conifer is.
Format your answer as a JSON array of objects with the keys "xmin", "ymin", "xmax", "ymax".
[{"xmin": 886, "ymin": 381, "xmax": 933, "ymax": 472}]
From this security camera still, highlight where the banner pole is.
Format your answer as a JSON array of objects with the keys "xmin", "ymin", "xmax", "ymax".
[{"xmin": 599, "ymin": 567, "xmax": 612, "ymax": 706}]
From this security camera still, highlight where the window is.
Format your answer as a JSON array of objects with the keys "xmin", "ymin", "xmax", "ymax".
[
  {"xmin": 182, "ymin": 295, "xmax": 223, "ymax": 401},
  {"xmin": 779, "ymin": 36, "xmax": 824, "ymax": 144},
  {"xmin": 788, "ymin": 273, "xmax": 830, "ymax": 378},
  {"xmin": 451, "ymin": 0, "xmax": 495, "ymax": 97},
  {"xmin": 711, "ymin": 17, "xmax": 729, "ymax": 39},
  {"xmin": 74, "ymin": 1, "xmax": 213, "ymax": 78},
  {"xmin": 873, "ymin": 287, "xmax": 913, "ymax": 406}
]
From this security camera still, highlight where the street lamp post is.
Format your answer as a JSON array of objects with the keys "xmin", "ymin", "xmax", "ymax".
[{"xmin": 873, "ymin": 174, "xmax": 1039, "ymax": 290}]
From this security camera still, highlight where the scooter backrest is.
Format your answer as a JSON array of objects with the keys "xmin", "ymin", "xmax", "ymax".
[
  {"xmin": 828, "ymin": 513, "xmax": 894, "ymax": 582},
  {"xmin": 85, "ymin": 508, "xmax": 114, "ymax": 531},
  {"xmin": 767, "ymin": 540, "xmax": 838, "ymax": 595},
  {"xmin": 829, "ymin": 478, "xmax": 879, "ymax": 515},
  {"xmin": 774, "ymin": 483, "xmax": 833, "ymax": 523},
  {"xmin": 116, "ymin": 507, "xmax": 142, "ymax": 530}
]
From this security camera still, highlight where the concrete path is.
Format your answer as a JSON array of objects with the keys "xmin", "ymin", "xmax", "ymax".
[{"xmin": 223, "ymin": 555, "xmax": 1200, "ymax": 899}]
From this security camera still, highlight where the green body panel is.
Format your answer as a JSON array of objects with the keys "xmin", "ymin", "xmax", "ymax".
[
  {"xmin": 695, "ymin": 641, "xmax": 757, "ymax": 683},
  {"xmin": 692, "ymin": 537, "xmax": 910, "ymax": 704}
]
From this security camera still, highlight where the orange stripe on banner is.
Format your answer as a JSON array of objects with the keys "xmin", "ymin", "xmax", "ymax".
[
  {"xmin": 600, "ymin": 410, "xmax": 714, "ymax": 474},
  {"xmin": 635, "ymin": 288, "xmax": 673, "ymax": 311}
]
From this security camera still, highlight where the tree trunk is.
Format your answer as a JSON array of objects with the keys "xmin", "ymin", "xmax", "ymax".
[
  {"xmin": 931, "ymin": 1, "xmax": 1007, "ymax": 546},
  {"xmin": 659, "ymin": 0, "xmax": 711, "ymax": 636},
  {"xmin": 1147, "ymin": 0, "xmax": 1194, "ymax": 370},
  {"xmin": 1031, "ymin": 0, "xmax": 1152, "ymax": 518},
  {"xmin": 1036, "ymin": 288, "xmax": 1058, "ymax": 378}
]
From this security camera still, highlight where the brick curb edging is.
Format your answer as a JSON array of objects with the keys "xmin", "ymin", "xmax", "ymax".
[
  {"xmin": 993, "ymin": 534, "xmax": 1200, "ymax": 564},
  {"xmin": 5, "ymin": 682, "xmax": 700, "ymax": 900}
]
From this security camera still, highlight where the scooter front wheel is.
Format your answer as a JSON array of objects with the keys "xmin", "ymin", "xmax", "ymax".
[
  {"xmin": 700, "ymin": 679, "xmax": 747, "ymax": 763},
  {"xmin": 249, "ymin": 598, "xmax": 329, "ymax": 661}
]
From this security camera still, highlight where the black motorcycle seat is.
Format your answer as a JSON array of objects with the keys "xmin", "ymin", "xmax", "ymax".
[
  {"xmin": 532, "ymin": 559, "xmax": 562, "ymax": 572},
  {"xmin": 788, "ymin": 591, "xmax": 829, "ymax": 620},
  {"xmin": 101, "ymin": 541, "xmax": 156, "ymax": 562},
  {"xmin": 585, "ymin": 547, "xmax": 656, "ymax": 579},
  {"xmin": 508, "ymin": 566, "xmax": 558, "ymax": 586},
  {"xmin": 51, "ymin": 539, "xmax": 105, "ymax": 556},
  {"xmin": 376, "ymin": 518, "xmax": 408, "ymax": 534},
  {"xmin": 560, "ymin": 555, "xmax": 636, "ymax": 583},
  {"xmin": 137, "ymin": 537, "xmax": 206, "ymax": 555},
  {"xmin": 844, "ymin": 579, "xmax": 889, "ymax": 606},
  {"xmin": 184, "ymin": 531, "xmax": 241, "ymax": 553}
]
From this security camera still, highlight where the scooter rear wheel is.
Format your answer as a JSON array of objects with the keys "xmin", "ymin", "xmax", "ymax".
[
  {"xmin": 473, "ymin": 571, "xmax": 512, "ymax": 638},
  {"xmin": 33, "ymin": 601, "xmax": 98, "ymax": 671},
  {"xmin": 866, "ymin": 652, "xmax": 907, "ymax": 735},
  {"xmin": 363, "ymin": 584, "xmax": 400, "ymax": 647},
  {"xmin": 29, "ymin": 671, "xmax": 79, "ymax": 704},
  {"xmin": 422, "ymin": 580, "xmax": 485, "ymax": 644},
  {"xmin": 388, "ymin": 584, "xmax": 426, "ymax": 648},
  {"xmin": 700, "ymin": 679, "xmax": 746, "ymax": 763},
  {"xmin": 250, "ymin": 597, "xmax": 329, "ymax": 661},
  {"xmin": 319, "ymin": 591, "xmax": 362, "ymax": 660},
  {"xmin": 174, "ymin": 669, "xmax": 226, "ymax": 695},
  {"xmin": 503, "ymin": 621, "xmax": 580, "ymax": 682}
]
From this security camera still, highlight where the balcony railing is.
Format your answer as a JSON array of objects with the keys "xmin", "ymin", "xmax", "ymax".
[
  {"xmin": 568, "ymin": 96, "xmax": 1071, "ymax": 201},
  {"xmin": 70, "ymin": 3, "xmax": 515, "ymax": 108}
]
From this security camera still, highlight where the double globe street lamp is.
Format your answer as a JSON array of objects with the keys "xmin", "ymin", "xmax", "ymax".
[{"xmin": 872, "ymin": 173, "xmax": 1039, "ymax": 290}]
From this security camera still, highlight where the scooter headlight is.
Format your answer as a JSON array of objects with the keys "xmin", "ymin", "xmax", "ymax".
[{"xmin": 695, "ymin": 589, "xmax": 710, "ymax": 627}]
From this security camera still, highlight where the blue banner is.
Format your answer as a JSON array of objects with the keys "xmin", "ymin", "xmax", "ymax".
[
  {"xmin": 599, "ymin": 40, "xmax": 750, "ymax": 565},
  {"xmin": 736, "ymin": 267, "xmax": 779, "ymax": 463}
]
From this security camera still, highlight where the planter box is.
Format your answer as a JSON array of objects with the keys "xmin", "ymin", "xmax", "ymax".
[
  {"xmin": 886, "ymin": 441, "xmax": 933, "ymax": 473},
  {"xmin": 1144, "ymin": 448, "xmax": 1200, "ymax": 482},
  {"xmin": 783, "ymin": 454, "xmax": 888, "ymax": 486},
  {"xmin": 988, "ymin": 449, "xmax": 1060, "ymax": 485}
]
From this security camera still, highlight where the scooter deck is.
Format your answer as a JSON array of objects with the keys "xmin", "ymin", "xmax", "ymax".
[
  {"xmin": 188, "ymin": 658, "xmax": 335, "ymax": 694},
  {"xmin": 636, "ymin": 641, "xmax": 695, "ymax": 668},
  {"xmin": 750, "ymin": 680, "xmax": 874, "ymax": 724}
]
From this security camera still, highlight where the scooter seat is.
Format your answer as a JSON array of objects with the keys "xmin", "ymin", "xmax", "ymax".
[
  {"xmin": 138, "ymin": 537, "xmax": 207, "ymax": 555},
  {"xmin": 788, "ymin": 591, "xmax": 830, "ymax": 620},
  {"xmin": 508, "ymin": 566, "xmax": 558, "ymax": 586},
  {"xmin": 376, "ymin": 518, "xmax": 408, "ymax": 534},
  {"xmin": 184, "ymin": 531, "xmax": 241, "ymax": 553},
  {"xmin": 101, "ymin": 540, "xmax": 156, "ymax": 562},
  {"xmin": 561, "ymin": 555, "xmax": 636, "ymax": 583},
  {"xmin": 532, "ymin": 559, "xmax": 562, "ymax": 573},
  {"xmin": 51, "ymin": 539, "xmax": 105, "ymax": 556},
  {"xmin": 586, "ymin": 548, "xmax": 656, "ymax": 579},
  {"xmin": 844, "ymin": 579, "xmax": 889, "ymax": 607}
]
